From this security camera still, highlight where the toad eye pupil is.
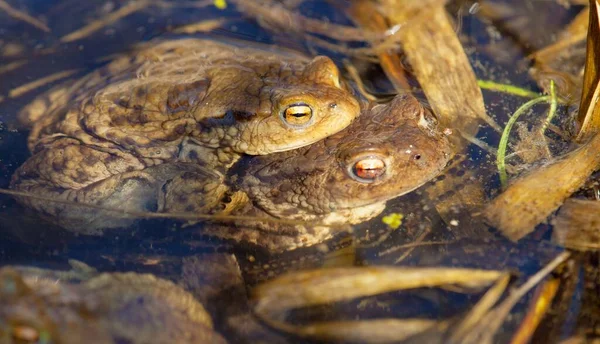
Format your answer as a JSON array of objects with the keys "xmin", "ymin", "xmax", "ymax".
[
  {"xmin": 352, "ymin": 158, "xmax": 386, "ymax": 182},
  {"xmin": 282, "ymin": 103, "xmax": 313, "ymax": 128}
]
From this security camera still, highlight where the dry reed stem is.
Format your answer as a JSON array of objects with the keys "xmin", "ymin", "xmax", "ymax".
[{"xmin": 0, "ymin": 0, "xmax": 50, "ymax": 32}]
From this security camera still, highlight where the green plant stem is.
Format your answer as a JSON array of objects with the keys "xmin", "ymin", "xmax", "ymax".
[
  {"xmin": 478, "ymin": 80, "xmax": 541, "ymax": 99},
  {"xmin": 497, "ymin": 95, "xmax": 551, "ymax": 188},
  {"xmin": 540, "ymin": 80, "xmax": 558, "ymax": 135}
]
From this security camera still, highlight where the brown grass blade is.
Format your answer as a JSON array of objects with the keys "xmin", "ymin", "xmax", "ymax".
[
  {"xmin": 60, "ymin": 0, "xmax": 151, "ymax": 43},
  {"xmin": 252, "ymin": 266, "xmax": 505, "ymax": 343},
  {"xmin": 232, "ymin": 0, "xmax": 383, "ymax": 43},
  {"xmin": 456, "ymin": 252, "xmax": 570, "ymax": 344},
  {"xmin": 0, "ymin": 61, "xmax": 26, "ymax": 75},
  {"xmin": 8, "ymin": 69, "xmax": 79, "ymax": 98},
  {"xmin": 447, "ymin": 274, "xmax": 512, "ymax": 343},
  {"xmin": 0, "ymin": 0, "xmax": 50, "ymax": 32},
  {"xmin": 171, "ymin": 18, "xmax": 229, "ymax": 34},
  {"xmin": 509, "ymin": 278, "xmax": 560, "ymax": 344},
  {"xmin": 252, "ymin": 267, "xmax": 503, "ymax": 313},
  {"xmin": 263, "ymin": 318, "xmax": 443, "ymax": 344},
  {"xmin": 576, "ymin": 0, "xmax": 600, "ymax": 141}
]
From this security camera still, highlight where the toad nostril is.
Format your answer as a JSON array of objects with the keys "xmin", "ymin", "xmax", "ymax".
[{"xmin": 414, "ymin": 154, "xmax": 422, "ymax": 160}]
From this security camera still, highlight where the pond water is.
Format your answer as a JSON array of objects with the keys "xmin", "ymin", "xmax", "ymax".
[{"xmin": 0, "ymin": 0, "xmax": 593, "ymax": 343}]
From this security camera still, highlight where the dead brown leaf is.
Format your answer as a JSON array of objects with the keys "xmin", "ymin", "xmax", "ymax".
[
  {"xmin": 552, "ymin": 198, "xmax": 600, "ymax": 250},
  {"xmin": 346, "ymin": 1, "xmax": 411, "ymax": 91},
  {"xmin": 377, "ymin": 0, "xmax": 500, "ymax": 143},
  {"xmin": 253, "ymin": 266, "xmax": 503, "ymax": 312},
  {"xmin": 252, "ymin": 266, "xmax": 506, "ymax": 343},
  {"xmin": 576, "ymin": 0, "xmax": 600, "ymax": 141}
]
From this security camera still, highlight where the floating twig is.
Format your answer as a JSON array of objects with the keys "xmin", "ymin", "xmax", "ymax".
[
  {"xmin": 0, "ymin": 0, "xmax": 50, "ymax": 32},
  {"xmin": 171, "ymin": 18, "xmax": 228, "ymax": 34},
  {"xmin": 8, "ymin": 69, "xmax": 79, "ymax": 98},
  {"xmin": 0, "ymin": 61, "xmax": 26, "ymax": 75},
  {"xmin": 60, "ymin": 0, "xmax": 151, "ymax": 43}
]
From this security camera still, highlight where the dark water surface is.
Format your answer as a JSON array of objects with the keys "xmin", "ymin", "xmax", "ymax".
[{"xmin": 0, "ymin": 0, "xmax": 588, "ymax": 342}]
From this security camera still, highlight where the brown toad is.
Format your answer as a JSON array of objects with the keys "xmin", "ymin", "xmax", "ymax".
[
  {"xmin": 11, "ymin": 38, "xmax": 360, "ymax": 228},
  {"xmin": 0, "ymin": 265, "xmax": 227, "ymax": 344}
]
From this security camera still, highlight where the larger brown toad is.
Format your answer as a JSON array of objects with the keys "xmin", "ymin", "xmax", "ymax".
[
  {"xmin": 10, "ymin": 38, "xmax": 360, "ymax": 229},
  {"xmin": 0, "ymin": 265, "xmax": 227, "ymax": 344}
]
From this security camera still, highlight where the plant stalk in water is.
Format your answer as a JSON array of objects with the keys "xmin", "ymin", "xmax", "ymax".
[
  {"xmin": 497, "ymin": 95, "xmax": 552, "ymax": 188},
  {"xmin": 540, "ymin": 80, "xmax": 558, "ymax": 135},
  {"xmin": 477, "ymin": 80, "xmax": 541, "ymax": 99}
]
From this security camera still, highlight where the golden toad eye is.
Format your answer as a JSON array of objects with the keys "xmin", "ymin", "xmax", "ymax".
[
  {"xmin": 350, "ymin": 158, "xmax": 386, "ymax": 183},
  {"xmin": 281, "ymin": 103, "xmax": 313, "ymax": 128},
  {"xmin": 12, "ymin": 325, "xmax": 39, "ymax": 342}
]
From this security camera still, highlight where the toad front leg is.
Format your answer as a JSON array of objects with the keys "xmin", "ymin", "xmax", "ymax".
[{"xmin": 10, "ymin": 139, "xmax": 225, "ymax": 234}]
